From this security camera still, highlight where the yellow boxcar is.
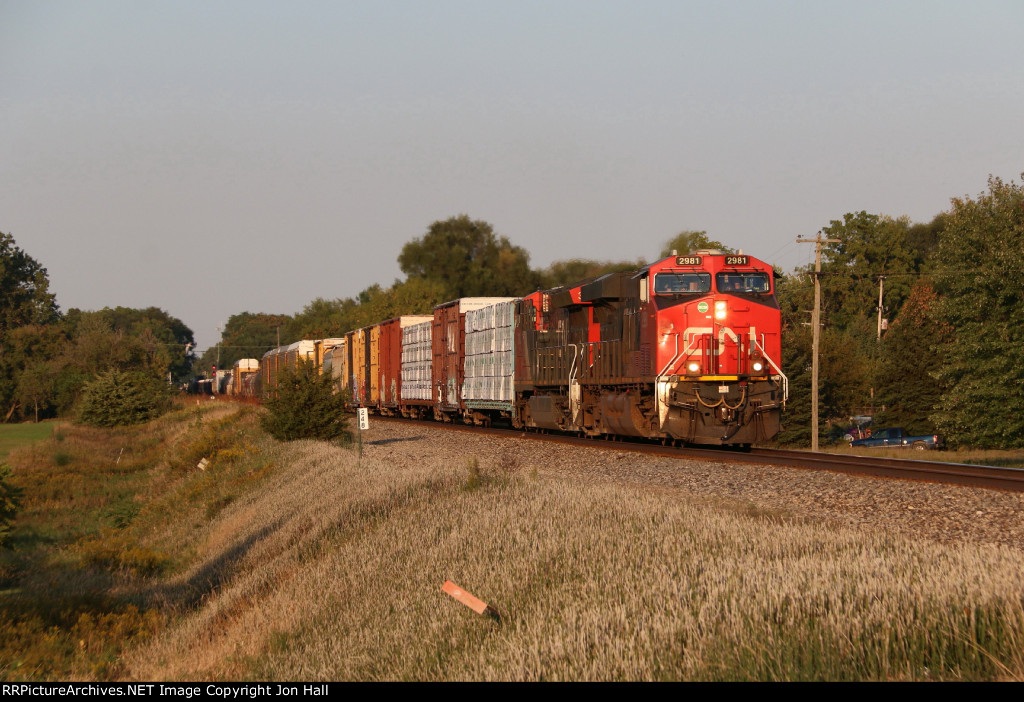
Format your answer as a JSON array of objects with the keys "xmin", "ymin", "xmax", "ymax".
[
  {"xmin": 348, "ymin": 329, "xmax": 368, "ymax": 406},
  {"xmin": 232, "ymin": 358, "xmax": 259, "ymax": 397},
  {"xmin": 367, "ymin": 324, "xmax": 381, "ymax": 407}
]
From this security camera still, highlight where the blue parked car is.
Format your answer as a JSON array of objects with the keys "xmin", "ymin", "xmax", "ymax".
[{"xmin": 849, "ymin": 427, "xmax": 944, "ymax": 451}]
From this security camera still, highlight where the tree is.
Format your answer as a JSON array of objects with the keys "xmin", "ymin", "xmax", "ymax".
[
  {"xmin": 0, "ymin": 232, "xmax": 61, "ymax": 420},
  {"xmin": 398, "ymin": 215, "xmax": 537, "ymax": 299},
  {"xmin": 16, "ymin": 362, "xmax": 58, "ymax": 423},
  {"xmin": 873, "ymin": 282, "xmax": 950, "ymax": 434},
  {"xmin": 63, "ymin": 307, "xmax": 196, "ymax": 381},
  {"xmin": 817, "ymin": 212, "xmax": 919, "ymax": 332},
  {"xmin": 283, "ymin": 297, "xmax": 360, "ymax": 343},
  {"xmin": 931, "ymin": 174, "xmax": 1024, "ymax": 448},
  {"xmin": 343, "ymin": 278, "xmax": 447, "ymax": 329},
  {"xmin": 774, "ymin": 212, "xmax": 926, "ymax": 445},
  {"xmin": 905, "ymin": 213, "xmax": 947, "ymax": 272},
  {"xmin": 659, "ymin": 230, "xmax": 734, "ymax": 258},
  {"xmin": 198, "ymin": 312, "xmax": 291, "ymax": 374},
  {"xmin": 536, "ymin": 258, "xmax": 646, "ymax": 290},
  {"xmin": 0, "ymin": 323, "xmax": 66, "ymax": 421},
  {"xmin": 45, "ymin": 312, "xmax": 179, "ymax": 418},
  {"xmin": 77, "ymin": 368, "xmax": 174, "ymax": 427},
  {"xmin": 0, "ymin": 232, "xmax": 59, "ymax": 338},
  {"xmin": 0, "ymin": 463, "xmax": 22, "ymax": 547},
  {"xmin": 260, "ymin": 360, "xmax": 350, "ymax": 442}
]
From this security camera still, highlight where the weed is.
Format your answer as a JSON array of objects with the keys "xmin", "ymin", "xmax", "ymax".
[
  {"xmin": 205, "ymin": 494, "xmax": 236, "ymax": 519},
  {"xmin": 104, "ymin": 500, "xmax": 140, "ymax": 529},
  {"xmin": 496, "ymin": 451, "xmax": 521, "ymax": 478},
  {"xmin": 464, "ymin": 457, "xmax": 481, "ymax": 491},
  {"xmin": 190, "ymin": 402, "xmax": 204, "ymax": 430},
  {"xmin": 53, "ymin": 451, "xmax": 72, "ymax": 467},
  {"xmin": 79, "ymin": 530, "xmax": 172, "ymax": 577}
]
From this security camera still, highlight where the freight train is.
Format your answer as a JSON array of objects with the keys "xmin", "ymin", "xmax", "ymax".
[{"xmin": 223, "ymin": 250, "xmax": 787, "ymax": 447}]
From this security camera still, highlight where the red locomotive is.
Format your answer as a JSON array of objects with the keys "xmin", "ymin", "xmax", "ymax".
[{"xmin": 515, "ymin": 251, "xmax": 785, "ymax": 445}]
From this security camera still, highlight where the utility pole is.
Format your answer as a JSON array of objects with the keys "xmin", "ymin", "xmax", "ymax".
[
  {"xmin": 798, "ymin": 232, "xmax": 840, "ymax": 451},
  {"xmin": 876, "ymin": 276, "xmax": 886, "ymax": 341}
]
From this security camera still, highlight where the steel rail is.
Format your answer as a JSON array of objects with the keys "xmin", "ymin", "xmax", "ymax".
[{"xmin": 372, "ymin": 416, "xmax": 1024, "ymax": 493}]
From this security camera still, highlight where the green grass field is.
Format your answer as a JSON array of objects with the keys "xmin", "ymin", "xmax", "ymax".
[{"xmin": 0, "ymin": 423, "xmax": 54, "ymax": 462}]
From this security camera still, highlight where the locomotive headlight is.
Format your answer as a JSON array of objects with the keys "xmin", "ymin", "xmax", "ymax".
[
  {"xmin": 751, "ymin": 360, "xmax": 765, "ymax": 373},
  {"xmin": 714, "ymin": 300, "xmax": 727, "ymax": 320},
  {"xmin": 686, "ymin": 360, "xmax": 701, "ymax": 375}
]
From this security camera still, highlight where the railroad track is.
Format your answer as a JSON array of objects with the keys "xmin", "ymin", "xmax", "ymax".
[{"xmin": 373, "ymin": 416, "xmax": 1024, "ymax": 493}]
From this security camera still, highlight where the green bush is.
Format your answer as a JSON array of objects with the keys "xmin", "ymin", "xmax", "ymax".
[
  {"xmin": 77, "ymin": 369, "xmax": 174, "ymax": 427},
  {"xmin": 0, "ymin": 463, "xmax": 22, "ymax": 547},
  {"xmin": 260, "ymin": 360, "xmax": 350, "ymax": 442}
]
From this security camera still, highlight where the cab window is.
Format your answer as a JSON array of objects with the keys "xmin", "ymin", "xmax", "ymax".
[
  {"xmin": 654, "ymin": 273, "xmax": 710, "ymax": 295},
  {"xmin": 716, "ymin": 272, "xmax": 770, "ymax": 294}
]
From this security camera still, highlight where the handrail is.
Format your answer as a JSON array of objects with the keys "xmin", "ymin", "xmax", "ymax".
[{"xmin": 753, "ymin": 337, "xmax": 788, "ymax": 404}]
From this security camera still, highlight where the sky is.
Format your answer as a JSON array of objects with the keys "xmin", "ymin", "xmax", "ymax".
[{"xmin": 3, "ymin": 1, "xmax": 1022, "ymax": 353}]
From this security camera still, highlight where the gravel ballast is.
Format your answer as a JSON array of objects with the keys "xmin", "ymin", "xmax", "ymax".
[{"xmin": 362, "ymin": 419, "xmax": 1024, "ymax": 549}]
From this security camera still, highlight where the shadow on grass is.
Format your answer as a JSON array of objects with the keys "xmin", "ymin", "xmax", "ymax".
[
  {"xmin": 149, "ymin": 518, "xmax": 286, "ymax": 610},
  {"xmin": 365, "ymin": 435, "xmax": 425, "ymax": 446}
]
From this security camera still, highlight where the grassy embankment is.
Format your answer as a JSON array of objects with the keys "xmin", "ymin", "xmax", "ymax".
[
  {"xmin": 1, "ymin": 400, "xmax": 272, "ymax": 680},
  {"xmin": 2, "ymin": 404, "xmax": 1024, "ymax": 681}
]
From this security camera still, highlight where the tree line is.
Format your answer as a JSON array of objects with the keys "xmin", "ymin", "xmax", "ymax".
[
  {"xmin": 778, "ymin": 175, "xmax": 1024, "ymax": 448},
  {"xmin": 4, "ymin": 173, "xmax": 1022, "ymax": 447},
  {"xmin": 0, "ymin": 232, "xmax": 195, "ymax": 423}
]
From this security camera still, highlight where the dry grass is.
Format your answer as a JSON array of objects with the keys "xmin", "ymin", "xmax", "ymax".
[
  {"xmin": 6, "ymin": 402, "xmax": 1023, "ymax": 681},
  {"xmin": 121, "ymin": 437, "xmax": 1024, "ymax": 681}
]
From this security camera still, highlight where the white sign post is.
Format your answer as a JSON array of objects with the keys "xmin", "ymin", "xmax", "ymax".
[{"xmin": 357, "ymin": 408, "xmax": 369, "ymax": 458}]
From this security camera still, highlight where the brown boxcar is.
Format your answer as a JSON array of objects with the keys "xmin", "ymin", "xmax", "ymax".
[
  {"xmin": 432, "ymin": 298, "xmax": 515, "ymax": 420},
  {"xmin": 378, "ymin": 315, "xmax": 432, "ymax": 412}
]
